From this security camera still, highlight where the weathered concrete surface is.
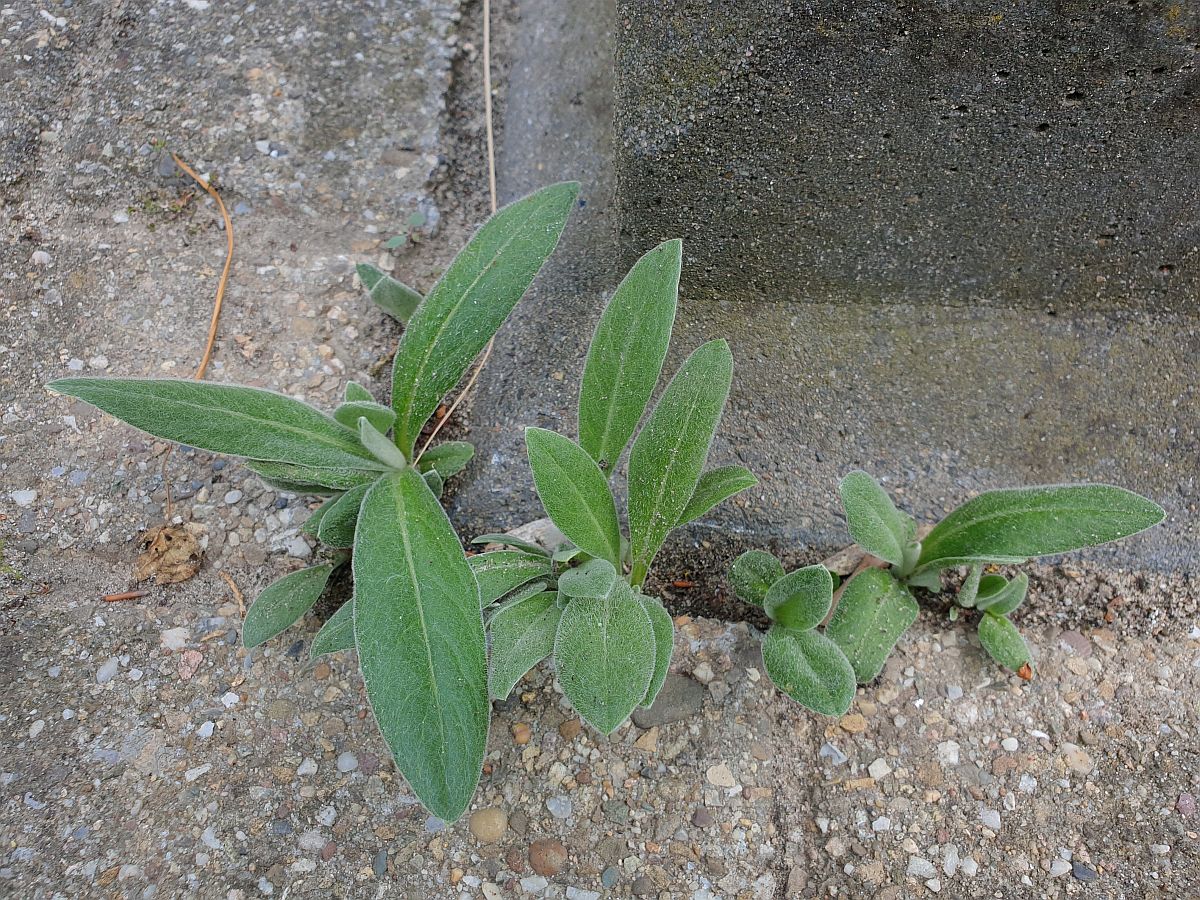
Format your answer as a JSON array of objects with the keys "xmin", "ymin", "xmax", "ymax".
[{"xmin": 613, "ymin": 1, "xmax": 1199, "ymax": 570}]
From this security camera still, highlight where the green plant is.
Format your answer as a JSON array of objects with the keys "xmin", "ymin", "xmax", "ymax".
[
  {"xmin": 732, "ymin": 472, "xmax": 1164, "ymax": 716},
  {"xmin": 48, "ymin": 182, "xmax": 580, "ymax": 822},
  {"xmin": 474, "ymin": 238, "xmax": 756, "ymax": 734}
]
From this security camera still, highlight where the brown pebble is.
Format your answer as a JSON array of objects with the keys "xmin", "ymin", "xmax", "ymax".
[
  {"xmin": 558, "ymin": 719, "xmax": 582, "ymax": 741},
  {"xmin": 320, "ymin": 841, "xmax": 336, "ymax": 861},
  {"xmin": 692, "ymin": 809, "xmax": 715, "ymax": 828},
  {"xmin": 313, "ymin": 661, "xmax": 331, "ymax": 680},
  {"xmin": 468, "ymin": 807, "xmax": 508, "ymax": 844},
  {"xmin": 512, "ymin": 722, "xmax": 532, "ymax": 745},
  {"xmin": 506, "ymin": 847, "xmax": 527, "ymax": 873},
  {"xmin": 528, "ymin": 838, "xmax": 568, "ymax": 876}
]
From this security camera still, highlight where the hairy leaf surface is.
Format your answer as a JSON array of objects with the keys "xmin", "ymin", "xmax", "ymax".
[
  {"xmin": 50, "ymin": 378, "xmax": 382, "ymax": 470},
  {"xmin": 470, "ymin": 534, "xmax": 550, "ymax": 557},
  {"xmin": 245, "ymin": 460, "xmax": 377, "ymax": 493},
  {"xmin": 353, "ymin": 469, "xmax": 488, "ymax": 822},
  {"xmin": 627, "ymin": 340, "xmax": 733, "ymax": 583},
  {"xmin": 242, "ymin": 564, "xmax": 333, "ymax": 648},
  {"xmin": 316, "ymin": 482, "xmax": 370, "ymax": 547},
  {"xmin": 677, "ymin": 465, "xmax": 757, "ymax": 526},
  {"xmin": 334, "ymin": 400, "xmax": 396, "ymax": 434},
  {"xmin": 554, "ymin": 580, "xmax": 656, "ymax": 735},
  {"xmin": 578, "ymin": 239, "xmax": 681, "ymax": 471},
  {"xmin": 639, "ymin": 594, "xmax": 674, "ymax": 708},
  {"xmin": 390, "ymin": 182, "xmax": 579, "ymax": 455},
  {"xmin": 839, "ymin": 471, "xmax": 912, "ymax": 568},
  {"xmin": 558, "ymin": 558, "xmax": 619, "ymax": 602},
  {"xmin": 762, "ymin": 626, "xmax": 856, "ymax": 717},
  {"xmin": 825, "ymin": 569, "xmax": 919, "ymax": 683},
  {"xmin": 310, "ymin": 601, "xmax": 355, "ymax": 659},
  {"xmin": 917, "ymin": 484, "xmax": 1165, "ymax": 571},
  {"xmin": 975, "ymin": 573, "xmax": 1029, "ymax": 616},
  {"xmin": 729, "ymin": 550, "xmax": 784, "ymax": 606},
  {"xmin": 357, "ymin": 262, "xmax": 423, "ymax": 323},
  {"xmin": 487, "ymin": 591, "xmax": 562, "ymax": 700},
  {"xmin": 468, "ymin": 550, "xmax": 554, "ymax": 607},
  {"xmin": 763, "ymin": 565, "xmax": 833, "ymax": 631},
  {"xmin": 418, "ymin": 441, "xmax": 474, "ymax": 480},
  {"xmin": 978, "ymin": 612, "xmax": 1031, "ymax": 672},
  {"xmin": 526, "ymin": 427, "xmax": 622, "ymax": 566}
]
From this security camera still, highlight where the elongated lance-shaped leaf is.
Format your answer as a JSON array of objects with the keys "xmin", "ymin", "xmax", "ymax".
[
  {"xmin": 639, "ymin": 594, "xmax": 674, "ymax": 708},
  {"xmin": 417, "ymin": 441, "xmax": 474, "ymax": 480},
  {"xmin": 825, "ymin": 568, "xmax": 919, "ymax": 684},
  {"xmin": 677, "ymin": 465, "xmax": 757, "ymax": 526},
  {"xmin": 358, "ymin": 418, "xmax": 407, "ymax": 469},
  {"xmin": 487, "ymin": 591, "xmax": 562, "ymax": 700},
  {"xmin": 316, "ymin": 482, "xmax": 371, "ymax": 547},
  {"xmin": 578, "ymin": 239, "xmax": 681, "ymax": 472},
  {"xmin": 245, "ymin": 460, "xmax": 376, "ymax": 493},
  {"xmin": 242, "ymin": 564, "xmax": 334, "ymax": 648},
  {"xmin": 390, "ymin": 182, "xmax": 579, "ymax": 455},
  {"xmin": 422, "ymin": 469, "xmax": 444, "ymax": 499},
  {"xmin": 470, "ymin": 534, "xmax": 550, "ymax": 557},
  {"xmin": 311, "ymin": 600, "xmax": 355, "ymax": 659},
  {"xmin": 468, "ymin": 550, "xmax": 554, "ymax": 607},
  {"xmin": 917, "ymin": 484, "xmax": 1165, "ymax": 571},
  {"xmin": 956, "ymin": 565, "xmax": 983, "ymax": 608},
  {"xmin": 489, "ymin": 580, "xmax": 551, "ymax": 611},
  {"xmin": 525, "ymin": 427, "xmax": 622, "ymax": 567},
  {"xmin": 558, "ymin": 558, "xmax": 619, "ymax": 602},
  {"xmin": 357, "ymin": 262, "xmax": 423, "ymax": 323},
  {"xmin": 763, "ymin": 565, "xmax": 833, "ymax": 631},
  {"xmin": 49, "ymin": 378, "xmax": 384, "ymax": 470},
  {"xmin": 628, "ymin": 340, "xmax": 733, "ymax": 585},
  {"xmin": 762, "ymin": 626, "xmax": 856, "ymax": 717},
  {"xmin": 975, "ymin": 572, "xmax": 1028, "ymax": 616},
  {"xmin": 334, "ymin": 400, "xmax": 396, "ymax": 434},
  {"xmin": 554, "ymin": 579, "xmax": 657, "ymax": 735},
  {"xmin": 352, "ymin": 469, "xmax": 488, "ymax": 822},
  {"xmin": 729, "ymin": 550, "xmax": 784, "ymax": 606},
  {"xmin": 301, "ymin": 496, "xmax": 338, "ymax": 536},
  {"xmin": 978, "ymin": 612, "xmax": 1031, "ymax": 672},
  {"xmin": 839, "ymin": 471, "xmax": 913, "ymax": 568}
]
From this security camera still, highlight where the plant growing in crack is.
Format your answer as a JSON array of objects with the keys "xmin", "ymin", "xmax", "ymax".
[
  {"xmin": 49, "ymin": 181, "xmax": 580, "ymax": 822},
  {"xmin": 732, "ymin": 472, "xmax": 1165, "ymax": 716},
  {"xmin": 473, "ymin": 238, "xmax": 757, "ymax": 735}
]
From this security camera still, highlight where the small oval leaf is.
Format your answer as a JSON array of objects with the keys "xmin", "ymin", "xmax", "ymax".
[
  {"xmin": 310, "ymin": 600, "xmax": 355, "ymax": 659},
  {"xmin": 763, "ymin": 565, "xmax": 833, "ymax": 631},
  {"xmin": 418, "ymin": 441, "xmax": 474, "ymax": 480},
  {"xmin": 357, "ymin": 262, "xmax": 423, "ymax": 323},
  {"xmin": 838, "ymin": 471, "xmax": 913, "ymax": 568},
  {"xmin": 825, "ymin": 569, "xmax": 919, "ymax": 684},
  {"xmin": 761, "ymin": 626, "xmax": 855, "ymax": 717},
  {"xmin": 487, "ymin": 591, "xmax": 563, "ymax": 700},
  {"xmin": 729, "ymin": 550, "xmax": 784, "ymax": 607},
  {"xmin": 975, "ymin": 573, "xmax": 1029, "ymax": 616},
  {"xmin": 977, "ymin": 612, "xmax": 1032, "ymax": 672},
  {"xmin": 334, "ymin": 400, "xmax": 396, "ymax": 434},
  {"xmin": 558, "ymin": 558, "xmax": 619, "ymax": 602}
]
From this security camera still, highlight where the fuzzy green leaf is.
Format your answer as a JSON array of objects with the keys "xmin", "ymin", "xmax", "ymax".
[
  {"xmin": 344, "ymin": 381, "xmax": 373, "ymax": 403},
  {"xmin": 763, "ymin": 565, "xmax": 833, "ymax": 631},
  {"xmin": 357, "ymin": 262, "xmax": 422, "ymax": 323},
  {"xmin": 487, "ymin": 591, "xmax": 562, "ymax": 700},
  {"xmin": 628, "ymin": 340, "xmax": 733, "ymax": 584},
  {"xmin": 729, "ymin": 550, "xmax": 784, "ymax": 607},
  {"xmin": 917, "ymin": 484, "xmax": 1165, "ymax": 571},
  {"xmin": 334, "ymin": 400, "xmax": 396, "ymax": 434},
  {"xmin": 762, "ymin": 626, "xmax": 856, "ymax": 717},
  {"xmin": 242, "ymin": 564, "xmax": 333, "ymax": 648},
  {"xmin": 525, "ymin": 427, "xmax": 622, "ymax": 566},
  {"xmin": 578, "ymin": 239, "xmax": 681, "ymax": 472},
  {"xmin": 677, "ymin": 465, "xmax": 757, "ymax": 526},
  {"xmin": 977, "ymin": 612, "xmax": 1031, "ymax": 672},
  {"xmin": 300, "ymin": 496, "xmax": 337, "ymax": 536},
  {"xmin": 352, "ymin": 469, "xmax": 488, "ymax": 822},
  {"xmin": 418, "ymin": 441, "xmax": 474, "ymax": 480},
  {"xmin": 390, "ymin": 182, "xmax": 579, "ymax": 456},
  {"xmin": 357, "ymin": 417, "xmax": 407, "ymax": 469},
  {"xmin": 956, "ymin": 565, "xmax": 983, "ymax": 608},
  {"xmin": 839, "ymin": 471, "xmax": 913, "ymax": 568},
  {"xmin": 906, "ymin": 569, "xmax": 943, "ymax": 592},
  {"xmin": 316, "ymin": 482, "xmax": 370, "ymax": 547},
  {"xmin": 639, "ymin": 594, "xmax": 674, "ymax": 708},
  {"xmin": 470, "ymin": 534, "xmax": 550, "ymax": 557},
  {"xmin": 245, "ymin": 460, "xmax": 376, "ymax": 493},
  {"xmin": 468, "ymin": 550, "xmax": 554, "ymax": 607},
  {"xmin": 310, "ymin": 601, "xmax": 355, "ymax": 659},
  {"xmin": 825, "ymin": 569, "xmax": 919, "ymax": 684},
  {"xmin": 558, "ymin": 558, "xmax": 619, "ymax": 602},
  {"xmin": 554, "ymin": 579, "xmax": 657, "ymax": 734},
  {"xmin": 423, "ymin": 469, "xmax": 444, "ymax": 498},
  {"xmin": 975, "ymin": 573, "xmax": 1029, "ymax": 616},
  {"xmin": 49, "ymin": 378, "xmax": 383, "ymax": 470}
]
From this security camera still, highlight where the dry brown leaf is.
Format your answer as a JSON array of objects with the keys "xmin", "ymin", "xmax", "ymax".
[{"xmin": 133, "ymin": 522, "xmax": 205, "ymax": 584}]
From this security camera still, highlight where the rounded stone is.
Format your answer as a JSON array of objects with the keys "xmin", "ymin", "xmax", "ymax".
[
  {"xmin": 528, "ymin": 838, "xmax": 568, "ymax": 876},
  {"xmin": 469, "ymin": 808, "xmax": 508, "ymax": 844}
]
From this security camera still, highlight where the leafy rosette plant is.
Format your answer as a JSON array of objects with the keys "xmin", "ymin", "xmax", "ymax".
[
  {"xmin": 474, "ymin": 238, "xmax": 757, "ymax": 734},
  {"xmin": 733, "ymin": 472, "xmax": 1164, "ymax": 716},
  {"xmin": 49, "ymin": 182, "xmax": 580, "ymax": 822}
]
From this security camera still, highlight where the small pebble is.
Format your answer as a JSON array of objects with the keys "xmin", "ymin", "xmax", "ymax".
[
  {"xmin": 1071, "ymin": 861, "xmax": 1097, "ymax": 882},
  {"xmin": 979, "ymin": 808, "xmax": 1002, "ymax": 830},
  {"xmin": 706, "ymin": 763, "xmax": 736, "ymax": 788},
  {"xmin": 10, "ymin": 489, "xmax": 37, "ymax": 507},
  {"xmin": 868, "ymin": 758, "xmax": 892, "ymax": 780},
  {"xmin": 546, "ymin": 795, "xmax": 573, "ymax": 819},
  {"xmin": 223, "ymin": 489, "xmax": 243, "ymax": 504},
  {"xmin": 936, "ymin": 741, "xmax": 960, "ymax": 767},
  {"xmin": 1050, "ymin": 859, "xmax": 1072, "ymax": 877},
  {"xmin": 468, "ymin": 808, "xmax": 508, "ymax": 843},
  {"xmin": 529, "ymin": 838, "xmax": 568, "ymax": 877},
  {"xmin": 297, "ymin": 758, "xmax": 317, "ymax": 777},
  {"xmin": 1001, "ymin": 737, "xmax": 1019, "ymax": 752},
  {"xmin": 336, "ymin": 752, "xmax": 358, "ymax": 773},
  {"xmin": 96, "ymin": 658, "xmax": 119, "ymax": 685},
  {"xmin": 907, "ymin": 856, "xmax": 936, "ymax": 879}
]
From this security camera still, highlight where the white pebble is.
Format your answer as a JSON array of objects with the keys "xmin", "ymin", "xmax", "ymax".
[
  {"xmin": 28, "ymin": 720, "xmax": 45, "ymax": 739},
  {"xmin": 979, "ymin": 808, "xmax": 1002, "ymax": 830},
  {"xmin": 1001, "ymin": 737, "xmax": 1019, "ymax": 752},
  {"xmin": 112, "ymin": 210, "xmax": 129, "ymax": 224},
  {"xmin": 96, "ymin": 658, "xmax": 120, "ymax": 684},
  {"xmin": 30, "ymin": 250, "xmax": 51, "ymax": 266},
  {"xmin": 1018, "ymin": 774, "xmax": 1037, "ymax": 793},
  {"xmin": 160, "ymin": 627, "xmax": 189, "ymax": 651},
  {"xmin": 336, "ymin": 751, "xmax": 358, "ymax": 772},
  {"xmin": 316, "ymin": 805, "xmax": 337, "ymax": 826},
  {"xmin": 10, "ymin": 489, "xmax": 37, "ymax": 508},
  {"xmin": 184, "ymin": 764, "xmax": 211, "ymax": 782},
  {"xmin": 127, "ymin": 668, "xmax": 144, "ymax": 682},
  {"xmin": 936, "ymin": 741, "xmax": 960, "ymax": 767},
  {"xmin": 907, "ymin": 856, "xmax": 936, "ymax": 879},
  {"xmin": 201, "ymin": 826, "xmax": 222, "ymax": 850},
  {"xmin": 960, "ymin": 856, "xmax": 979, "ymax": 877},
  {"xmin": 1150, "ymin": 844, "xmax": 1170, "ymax": 855},
  {"xmin": 297, "ymin": 757, "xmax": 318, "ymax": 777},
  {"xmin": 871, "ymin": 816, "xmax": 891, "ymax": 832},
  {"xmin": 868, "ymin": 758, "xmax": 892, "ymax": 780},
  {"xmin": 223, "ymin": 489, "xmax": 243, "ymax": 504},
  {"xmin": 1049, "ymin": 859, "xmax": 1071, "ymax": 877},
  {"xmin": 197, "ymin": 721, "xmax": 215, "ymax": 738},
  {"xmin": 220, "ymin": 691, "xmax": 240, "ymax": 708}
]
